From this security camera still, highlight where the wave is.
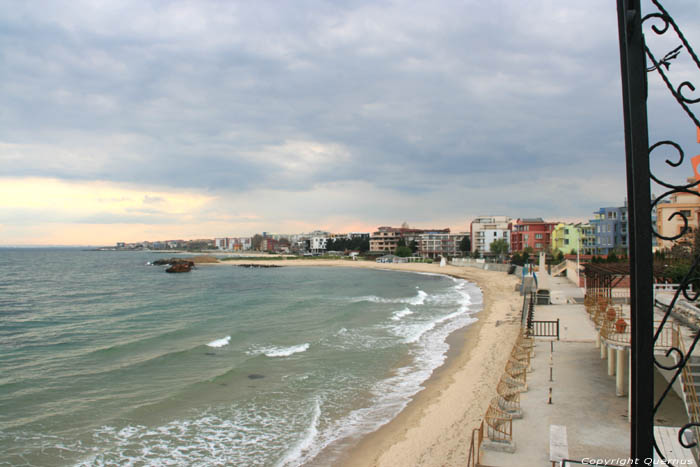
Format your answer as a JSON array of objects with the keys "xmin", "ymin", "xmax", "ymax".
[
  {"xmin": 276, "ymin": 398, "xmax": 322, "ymax": 467},
  {"xmin": 207, "ymin": 336, "xmax": 231, "ymax": 348},
  {"xmin": 353, "ymin": 290, "xmax": 427, "ymax": 306},
  {"xmin": 247, "ymin": 343, "xmax": 310, "ymax": 358},
  {"xmin": 391, "ymin": 307, "xmax": 414, "ymax": 321}
]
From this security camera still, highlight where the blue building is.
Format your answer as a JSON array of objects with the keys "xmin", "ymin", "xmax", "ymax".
[
  {"xmin": 591, "ymin": 206, "xmax": 628, "ymax": 255},
  {"xmin": 589, "ymin": 198, "xmax": 657, "ymax": 256}
]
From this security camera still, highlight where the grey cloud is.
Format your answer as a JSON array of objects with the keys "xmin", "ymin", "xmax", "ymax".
[{"xmin": 1, "ymin": 0, "xmax": 698, "ymax": 220}]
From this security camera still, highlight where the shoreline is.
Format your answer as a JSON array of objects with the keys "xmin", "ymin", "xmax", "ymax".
[{"xmin": 215, "ymin": 259, "xmax": 523, "ymax": 466}]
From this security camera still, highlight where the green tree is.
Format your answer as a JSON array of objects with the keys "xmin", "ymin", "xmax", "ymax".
[
  {"xmin": 409, "ymin": 240, "xmax": 418, "ymax": 253},
  {"xmin": 459, "ymin": 236, "xmax": 471, "ymax": 255},
  {"xmin": 395, "ymin": 246, "xmax": 412, "ymax": 257},
  {"xmin": 489, "ymin": 239, "xmax": 509, "ymax": 257},
  {"xmin": 553, "ymin": 249, "xmax": 564, "ymax": 263},
  {"xmin": 511, "ymin": 251, "xmax": 524, "ymax": 266}
]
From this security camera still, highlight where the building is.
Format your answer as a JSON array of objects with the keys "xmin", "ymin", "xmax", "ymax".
[
  {"xmin": 419, "ymin": 233, "xmax": 466, "ymax": 259},
  {"xmin": 470, "ymin": 216, "xmax": 511, "ymax": 254},
  {"xmin": 580, "ymin": 224, "xmax": 596, "ymax": 255},
  {"xmin": 551, "ymin": 223, "xmax": 583, "ymax": 255},
  {"xmin": 656, "ymin": 189, "xmax": 700, "ymax": 251},
  {"xmin": 591, "ymin": 206, "xmax": 628, "ymax": 255},
  {"xmin": 510, "ymin": 218, "xmax": 557, "ymax": 253},
  {"xmin": 310, "ymin": 236, "xmax": 328, "ymax": 254},
  {"xmin": 370, "ymin": 227, "xmax": 403, "ymax": 253},
  {"xmin": 369, "ymin": 226, "xmax": 450, "ymax": 253}
]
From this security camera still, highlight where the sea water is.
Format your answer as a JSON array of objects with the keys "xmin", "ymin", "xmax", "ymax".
[{"xmin": 0, "ymin": 249, "xmax": 482, "ymax": 466}]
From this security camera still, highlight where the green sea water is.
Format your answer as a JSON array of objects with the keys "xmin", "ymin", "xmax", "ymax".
[{"xmin": 0, "ymin": 249, "xmax": 482, "ymax": 466}]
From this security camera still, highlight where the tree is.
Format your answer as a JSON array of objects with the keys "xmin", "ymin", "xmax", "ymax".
[
  {"xmin": 489, "ymin": 239, "xmax": 509, "ymax": 257},
  {"xmin": 553, "ymin": 249, "xmax": 564, "ymax": 263},
  {"xmin": 252, "ymin": 234, "xmax": 263, "ymax": 251},
  {"xmin": 459, "ymin": 236, "xmax": 471, "ymax": 255},
  {"xmin": 511, "ymin": 251, "xmax": 524, "ymax": 266},
  {"xmin": 409, "ymin": 240, "xmax": 418, "ymax": 253},
  {"xmin": 395, "ymin": 246, "xmax": 412, "ymax": 257}
]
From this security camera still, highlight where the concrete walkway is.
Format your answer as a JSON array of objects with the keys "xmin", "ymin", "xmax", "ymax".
[{"xmin": 479, "ymin": 275, "xmax": 689, "ymax": 466}]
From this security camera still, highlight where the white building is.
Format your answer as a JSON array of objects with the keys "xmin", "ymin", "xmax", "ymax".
[
  {"xmin": 470, "ymin": 216, "xmax": 512, "ymax": 254},
  {"xmin": 310, "ymin": 236, "xmax": 328, "ymax": 254}
]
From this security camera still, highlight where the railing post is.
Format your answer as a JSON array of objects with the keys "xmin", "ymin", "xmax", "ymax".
[{"xmin": 617, "ymin": 0, "xmax": 654, "ymax": 460}]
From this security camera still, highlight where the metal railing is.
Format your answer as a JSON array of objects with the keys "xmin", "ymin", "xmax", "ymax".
[
  {"xmin": 466, "ymin": 420, "xmax": 483, "ymax": 467},
  {"xmin": 530, "ymin": 319, "xmax": 560, "ymax": 340},
  {"xmin": 677, "ymin": 332, "xmax": 700, "ymax": 448},
  {"xmin": 485, "ymin": 398, "xmax": 513, "ymax": 443}
]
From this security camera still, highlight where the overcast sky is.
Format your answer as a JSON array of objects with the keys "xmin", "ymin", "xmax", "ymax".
[{"xmin": 2, "ymin": 0, "xmax": 700, "ymax": 245}]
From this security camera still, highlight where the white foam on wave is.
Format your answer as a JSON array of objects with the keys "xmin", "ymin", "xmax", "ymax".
[
  {"xmin": 391, "ymin": 307, "xmax": 414, "ymax": 321},
  {"xmin": 206, "ymin": 336, "xmax": 231, "ymax": 348},
  {"xmin": 248, "ymin": 343, "xmax": 310, "ymax": 358},
  {"xmin": 281, "ymin": 278, "xmax": 483, "ymax": 466},
  {"xmin": 80, "ymin": 404, "xmax": 302, "ymax": 467},
  {"xmin": 276, "ymin": 398, "xmax": 322, "ymax": 467},
  {"xmin": 354, "ymin": 289, "xmax": 428, "ymax": 306}
]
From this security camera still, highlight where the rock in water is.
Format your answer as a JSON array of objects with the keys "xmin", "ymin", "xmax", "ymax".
[{"xmin": 165, "ymin": 261, "xmax": 194, "ymax": 273}]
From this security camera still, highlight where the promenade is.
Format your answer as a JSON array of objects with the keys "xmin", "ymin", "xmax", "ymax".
[{"xmin": 479, "ymin": 276, "xmax": 691, "ymax": 466}]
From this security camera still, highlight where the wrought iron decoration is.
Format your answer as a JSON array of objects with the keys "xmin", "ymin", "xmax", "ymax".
[{"xmin": 620, "ymin": 0, "xmax": 700, "ymax": 462}]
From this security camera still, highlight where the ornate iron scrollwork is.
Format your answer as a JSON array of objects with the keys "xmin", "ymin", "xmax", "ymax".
[{"xmin": 638, "ymin": 0, "xmax": 700, "ymax": 462}]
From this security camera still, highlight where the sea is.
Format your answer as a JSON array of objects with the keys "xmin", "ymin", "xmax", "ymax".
[{"xmin": 0, "ymin": 249, "xmax": 482, "ymax": 466}]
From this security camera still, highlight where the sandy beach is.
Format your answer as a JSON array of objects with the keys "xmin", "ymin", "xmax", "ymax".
[{"xmin": 214, "ymin": 258, "xmax": 523, "ymax": 466}]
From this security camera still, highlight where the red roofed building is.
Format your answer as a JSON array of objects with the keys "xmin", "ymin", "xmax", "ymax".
[{"xmin": 509, "ymin": 218, "xmax": 557, "ymax": 253}]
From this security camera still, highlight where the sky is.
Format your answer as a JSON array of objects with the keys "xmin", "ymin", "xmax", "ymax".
[{"xmin": 2, "ymin": 0, "xmax": 700, "ymax": 245}]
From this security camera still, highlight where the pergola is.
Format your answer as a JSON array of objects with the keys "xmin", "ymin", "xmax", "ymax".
[{"xmin": 582, "ymin": 262, "xmax": 669, "ymax": 299}]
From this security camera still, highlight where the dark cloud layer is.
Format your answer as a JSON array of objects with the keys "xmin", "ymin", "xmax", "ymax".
[{"xmin": 2, "ymin": 0, "xmax": 700, "ymax": 228}]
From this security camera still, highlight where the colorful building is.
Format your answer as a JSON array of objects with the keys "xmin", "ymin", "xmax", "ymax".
[
  {"xmin": 550, "ymin": 223, "xmax": 583, "ymax": 255},
  {"xmin": 591, "ymin": 206, "xmax": 628, "ymax": 255},
  {"xmin": 509, "ymin": 218, "xmax": 557, "ymax": 253},
  {"xmin": 656, "ymin": 187, "xmax": 700, "ymax": 251}
]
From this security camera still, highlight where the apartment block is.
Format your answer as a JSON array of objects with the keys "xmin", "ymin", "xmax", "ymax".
[
  {"xmin": 510, "ymin": 218, "xmax": 557, "ymax": 253},
  {"xmin": 470, "ymin": 216, "xmax": 511, "ymax": 254}
]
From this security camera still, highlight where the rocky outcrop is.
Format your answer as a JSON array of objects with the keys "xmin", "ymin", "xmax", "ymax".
[
  {"xmin": 166, "ymin": 261, "xmax": 194, "ymax": 273},
  {"xmin": 152, "ymin": 258, "xmax": 195, "ymax": 273}
]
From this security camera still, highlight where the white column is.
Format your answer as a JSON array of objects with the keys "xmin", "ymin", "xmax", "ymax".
[
  {"xmin": 616, "ymin": 348, "xmax": 627, "ymax": 396},
  {"xmin": 608, "ymin": 346, "xmax": 616, "ymax": 376},
  {"xmin": 596, "ymin": 333, "xmax": 601, "ymax": 349},
  {"xmin": 601, "ymin": 341, "xmax": 607, "ymax": 359}
]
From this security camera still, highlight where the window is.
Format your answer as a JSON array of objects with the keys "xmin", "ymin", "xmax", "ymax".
[
  {"xmin": 535, "ymin": 234, "xmax": 543, "ymax": 239},
  {"xmin": 535, "ymin": 243, "xmax": 542, "ymax": 248},
  {"xmin": 524, "ymin": 234, "xmax": 529, "ymax": 241}
]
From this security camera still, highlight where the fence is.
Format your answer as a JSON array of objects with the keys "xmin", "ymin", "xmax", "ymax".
[{"xmin": 530, "ymin": 319, "xmax": 560, "ymax": 340}]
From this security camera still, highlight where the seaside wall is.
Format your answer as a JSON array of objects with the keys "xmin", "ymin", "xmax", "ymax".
[
  {"xmin": 450, "ymin": 258, "xmax": 523, "ymax": 276},
  {"xmin": 565, "ymin": 259, "xmax": 584, "ymax": 287}
]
